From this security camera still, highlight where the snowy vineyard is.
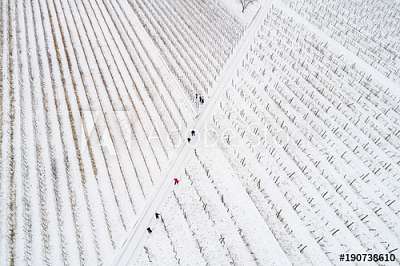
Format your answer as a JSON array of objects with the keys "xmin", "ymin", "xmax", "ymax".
[
  {"xmin": 129, "ymin": 2, "xmax": 400, "ymax": 266},
  {"xmin": 0, "ymin": 0, "xmax": 400, "ymax": 265},
  {"xmin": 0, "ymin": 0, "xmax": 240, "ymax": 264}
]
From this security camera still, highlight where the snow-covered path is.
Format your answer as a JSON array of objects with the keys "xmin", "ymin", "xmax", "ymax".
[
  {"xmin": 0, "ymin": 0, "xmax": 246, "ymax": 264},
  {"xmin": 119, "ymin": 0, "xmax": 400, "ymax": 265},
  {"xmin": 111, "ymin": 3, "xmax": 285, "ymax": 264},
  {"xmin": 2, "ymin": 0, "xmax": 400, "ymax": 265}
]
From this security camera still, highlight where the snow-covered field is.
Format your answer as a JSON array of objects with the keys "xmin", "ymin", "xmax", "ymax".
[
  {"xmin": 283, "ymin": 0, "xmax": 400, "ymax": 83},
  {"xmin": 130, "ymin": 0, "xmax": 245, "ymax": 109},
  {"xmin": 1, "ymin": 0, "xmax": 400, "ymax": 265}
]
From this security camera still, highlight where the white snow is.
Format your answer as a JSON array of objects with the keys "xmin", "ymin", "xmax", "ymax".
[{"xmin": 1, "ymin": 0, "xmax": 400, "ymax": 265}]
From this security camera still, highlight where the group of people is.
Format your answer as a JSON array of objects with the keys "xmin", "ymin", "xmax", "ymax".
[
  {"xmin": 196, "ymin": 93, "xmax": 205, "ymax": 105},
  {"xmin": 145, "ymin": 92, "xmax": 209, "ymax": 234},
  {"xmin": 147, "ymin": 129, "xmax": 196, "ymax": 234},
  {"xmin": 147, "ymin": 213, "xmax": 161, "ymax": 233},
  {"xmin": 187, "ymin": 129, "xmax": 195, "ymax": 143},
  {"xmin": 146, "ymin": 174, "xmax": 180, "ymax": 234}
]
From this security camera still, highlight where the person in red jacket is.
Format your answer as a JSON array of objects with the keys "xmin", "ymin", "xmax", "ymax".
[{"xmin": 173, "ymin": 178, "xmax": 180, "ymax": 185}]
